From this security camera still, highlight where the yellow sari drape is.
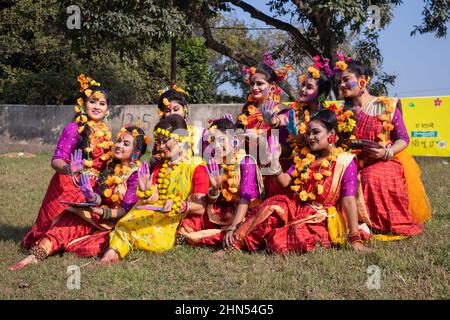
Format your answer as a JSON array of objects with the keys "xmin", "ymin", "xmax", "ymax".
[{"xmin": 109, "ymin": 157, "xmax": 205, "ymax": 258}]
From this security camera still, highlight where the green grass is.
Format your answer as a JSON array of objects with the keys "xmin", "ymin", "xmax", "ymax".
[{"xmin": 0, "ymin": 153, "xmax": 449, "ymax": 299}]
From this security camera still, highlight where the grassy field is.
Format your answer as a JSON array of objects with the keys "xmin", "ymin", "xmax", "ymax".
[{"xmin": 0, "ymin": 153, "xmax": 448, "ymax": 300}]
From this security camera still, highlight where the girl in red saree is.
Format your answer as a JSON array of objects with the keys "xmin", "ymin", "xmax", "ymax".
[
  {"xmin": 9, "ymin": 125, "xmax": 148, "ymax": 270},
  {"xmin": 337, "ymin": 58, "xmax": 430, "ymax": 239},
  {"xmin": 22, "ymin": 75, "xmax": 114, "ymax": 248},
  {"xmin": 225, "ymin": 110, "xmax": 369, "ymax": 254},
  {"xmin": 178, "ymin": 118, "xmax": 264, "ymax": 247}
]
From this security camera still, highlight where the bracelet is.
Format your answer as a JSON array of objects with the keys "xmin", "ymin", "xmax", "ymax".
[
  {"xmin": 91, "ymin": 193, "xmax": 99, "ymax": 204},
  {"xmin": 64, "ymin": 164, "xmax": 72, "ymax": 175},
  {"xmin": 101, "ymin": 207, "xmax": 112, "ymax": 219},
  {"xmin": 208, "ymin": 187, "xmax": 220, "ymax": 200},
  {"xmin": 383, "ymin": 147, "xmax": 394, "ymax": 160},
  {"xmin": 271, "ymin": 116, "xmax": 281, "ymax": 128}
]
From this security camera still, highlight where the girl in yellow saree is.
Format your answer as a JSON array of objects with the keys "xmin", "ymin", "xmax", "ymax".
[{"xmin": 100, "ymin": 115, "xmax": 209, "ymax": 264}]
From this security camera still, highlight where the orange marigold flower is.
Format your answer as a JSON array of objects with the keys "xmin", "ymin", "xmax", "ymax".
[
  {"xmin": 383, "ymin": 122, "xmax": 394, "ymax": 131},
  {"xmin": 314, "ymin": 173, "xmax": 323, "ymax": 181},
  {"xmin": 104, "ymin": 188, "xmax": 112, "ymax": 198},
  {"xmin": 132, "ymin": 129, "xmax": 139, "ymax": 138},
  {"xmin": 84, "ymin": 89, "xmax": 92, "ymax": 97},
  {"xmin": 77, "ymin": 97, "xmax": 84, "ymax": 107},
  {"xmin": 247, "ymin": 104, "xmax": 256, "ymax": 115},
  {"xmin": 111, "ymin": 194, "xmax": 119, "ymax": 203},
  {"xmin": 299, "ymin": 190, "xmax": 309, "ymax": 201}
]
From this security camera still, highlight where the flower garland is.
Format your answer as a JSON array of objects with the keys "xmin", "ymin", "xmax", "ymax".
[
  {"xmin": 289, "ymin": 147, "xmax": 344, "ymax": 202},
  {"xmin": 153, "ymin": 159, "xmax": 183, "ymax": 215},
  {"xmin": 220, "ymin": 148, "xmax": 247, "ymax": 202},
  {"xmin": 103, "ymin": 161, "xmax": 141, "ymax": 207},
  {"xmin": 376, "ymin": 96, "xmax": 396, "ymax": 146}
]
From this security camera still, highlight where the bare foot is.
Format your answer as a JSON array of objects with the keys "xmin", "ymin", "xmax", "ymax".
[
  {"xmin": 99, "ymin": 248, "xmax": 120, "ymax": 265},
  {"xmin": 8, "ymin": 255, "xmax": 38, "ymax": 271},
  {"xmin": 351, "ymin": 242, "xmax": 373, "ymax": 253}
]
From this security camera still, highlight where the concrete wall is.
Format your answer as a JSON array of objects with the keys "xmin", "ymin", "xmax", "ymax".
[{"xmin": 0, "ymin": 104, "xmax": 243, "ymax": 153}]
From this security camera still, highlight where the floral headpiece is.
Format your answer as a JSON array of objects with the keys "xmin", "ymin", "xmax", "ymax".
[
  {"xmin": 242, "ymin": 52, "xmax": 292, "ymax": 84},
  {"xmin": 334, "ymin": 51, "xmax": 352, "ymax": 72},
  {"xmin": 153, "ymin": 127, "xmax": 187, "ymax": 143},
  {"xmin": 74, "ymin": 74, "xmax": 105, "ymax": 127},
  {"xmin": 117, "ymin": 123, "xmax": 151, "ymax": 145},
  {"xmin": 157, "ymin": 84, "xmax": 189, "ymax": 118},
  {"xmin": 299, "ymin": 56, "xmax": 334, "ymax": 84}
]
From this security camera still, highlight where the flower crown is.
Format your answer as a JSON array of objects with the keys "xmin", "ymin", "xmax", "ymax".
[
  {"xmin": 242, "ymin": 52, "xmax": 292, "ymax": 84},
  {"xmin": 74, "ymin": 74, "xmax": 106, "ymax": 126},
  {"xmin": 299, "ymin": 56, "xmax": 334, "ymax": 84},
  {"xmin": 334, "ymin": 51, "xmax": 352, "ymax": 72},
  {"xmin": 117, "ymin": 123, "xmax": 151, "ymax": 145},
  {"xmin": 153, "ymin": 127, "xmax": 187, "ymax": 143},
  {"xmin": 157, "ymin": 84, "xmax": 189, "ymax": 97}
]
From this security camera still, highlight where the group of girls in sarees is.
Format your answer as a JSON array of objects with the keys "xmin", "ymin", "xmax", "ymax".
[{"xmin": 9, "ymin": 50, "xmax": 431, "ymax": 270}]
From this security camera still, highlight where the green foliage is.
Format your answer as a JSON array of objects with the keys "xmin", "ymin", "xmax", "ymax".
[
  {"xmin": 0, "ymin": 1, "xmax": 217, "ymax": 105},
  {"xmin": 412, "ymin": 0, "xmax": 449, "ymax": 38}
]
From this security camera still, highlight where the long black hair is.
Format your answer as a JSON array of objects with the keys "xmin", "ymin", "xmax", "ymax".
[{"xmin": 98, "ymin": 125, "xmax": 147, "ymax": 189}]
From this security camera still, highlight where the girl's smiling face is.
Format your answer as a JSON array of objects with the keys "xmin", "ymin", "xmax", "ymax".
[
  {"xmin": 85, "ymin": 93, "xmax": 108, "ymax": 122},
  {"xmin": 250, "ymin": 73, "xmax": 270, "ymax": 102},
  {"xmin": 299, "ymin": 78, "xmax": 319, "ymax": 103}
]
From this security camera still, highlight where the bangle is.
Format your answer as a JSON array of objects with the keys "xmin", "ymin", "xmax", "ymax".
[
  {"xmin": 208, "ymin": 188, "xmax": 220, "ymax": 200},
  {"xmin": 384, "ymin": 147, "xmax": 394, "ymax": 160},
  {"xmin": 64, "ymin": 164, "xmax": 72, "ymax": 175}
]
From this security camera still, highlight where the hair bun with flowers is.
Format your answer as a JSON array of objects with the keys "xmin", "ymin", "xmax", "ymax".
[
  {"xmin": 74, "ymin": 74, "xmax": 107, "ymax": 128},
  {"xmin": 242, "ymin": 52, "xmax": 292, "ymax": 84}
]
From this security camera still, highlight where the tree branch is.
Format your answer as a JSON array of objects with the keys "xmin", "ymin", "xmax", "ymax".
[{"xmin": 224, "ymin": 0, "xmax": 321, "ymax": 57}]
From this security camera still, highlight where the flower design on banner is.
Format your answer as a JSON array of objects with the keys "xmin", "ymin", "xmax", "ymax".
[{"xmin": 434, "ymin": 98, "xmax": 442, "ymax": 107}]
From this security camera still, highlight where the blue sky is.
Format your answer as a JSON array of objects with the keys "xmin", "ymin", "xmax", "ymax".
[{"xmin": 219, "ymin": 0, "xmax": 450, "ymax": 98}]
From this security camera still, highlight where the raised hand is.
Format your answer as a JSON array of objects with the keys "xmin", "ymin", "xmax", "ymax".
[
  {"xmin": 286, "ymin": 109, "xmax": 298, "ymax": 136},
  {"xmin": 206, "ymin": 159, "xmax": 222, "ymax": 190},
  {"xmin": 221, "ymin": 113, "xmax": 235, "ymax": 124},
  {"xmin": 79, "ymin": 173, "xmax": 96, "ymax": 202},
  {"xmin": 138, "ymin": 161, "xmax": 152, "ymax": 191},
  {"xmin": 261, "ymin": 100, "xmax": 278, "ymax": 125},
  {"xmin": 70, "ymin": 149, "xmax": 84, "ymax": 173}
]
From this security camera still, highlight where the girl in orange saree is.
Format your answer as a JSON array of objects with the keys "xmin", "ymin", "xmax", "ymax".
[{"xmin": 227, "ymin": 110, "xmax": 369, "ymax": 253}]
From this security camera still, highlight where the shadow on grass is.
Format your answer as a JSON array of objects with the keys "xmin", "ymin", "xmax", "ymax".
[{"xmin": 0, "ymin": 224, "xmax": 30, "ymax": 243}]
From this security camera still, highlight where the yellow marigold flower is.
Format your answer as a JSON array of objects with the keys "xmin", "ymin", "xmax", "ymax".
[
  {"xmin": 336, "ymin": 61, "xmax": 348, "ymax": 71},
  {"xmin": 77, "ymin": 97, "xmax": 84, "ymax": 107},
  {"xmin": 291, "ymin": 185, "xmax": 301, "ymax": 192},
  {"xmin": 321, "ymin": 159, "xmax": 330, "ymax": 168},
  {"xmin": 222, "ymin": 189, "xmax": 233, "ymax": 201},
  {"xmin": 132, "ymin": 129, "xmax": 139, "ymax": 138},
  {"xmin": 314, "ymin": 173, "xmax": 323, "ymax": 181},
  {"xmin": 78, "ymin": 125, "xmax": 85, "ymax": 134},
  {"xmin": 379, "ymin": 114, "xmax": 389, "ymax": 121},
  {"xmin": 92, "ymin": 91, "xmax": 103, "ymax": 100},
  {"xmin": 122, "ymin": 166, "xmax": 132, "ymax": 174},
  {"xmin": 163, "ymin": 98, "xmax": 170, "ymax": 106},
  {"xmin": 299, "ymin": 122, "xmax": 307, "ymax": 134},
  {"xmin": 229, "ymin": 187, "xmax": 238, "ymax": 194},
  {"xmin": 84, "ymin": 147, "xmax": 93, "ymax": 153},
  {"xmin": 306, "ymin": 153, "xmax": 316, "ymax": 162},
  {"xmin": 74, "ymin": 105, "xmax": 81, "ymax": 114},
  {"xmin": 317, "ymin": 184, "xmax": 324, "ymax": 195},
  {"xmin": 322, "ymin": 170, "xmax": 332, "ymax": 177},
  {"xmin": 84, "ymin": 89, "xmax": 92, "ymax": 97},
  {"xmin": 247, "ymin": 104, "xmax": 256, "ymax": 115},
  {"xmin": 299, "ymin": 190, "xmax": 309, "ymax": 201},
  {"xmin": 300, "ymin": 147, "xmax": 310, "ymax": 155},
  {"xmin": 291, "ymin": 170, "xmax": 299, "ymax": 178},
  {"xmin": 105, "ymin": 176, "xmax": 115, "ymax": 186},
  {"xmin": 301, "ymin": 173, "xmax": 309, "ymax": 181},
  {"xmin": 309, "ymin": 192, "xmax": 316, "ymax": 200},
  {"xmin": 114, "ymin": 176, "xmax": 123, "ymax": 184},
  {"xmin": 80, "ymin": 115, "xmax": 88, "ymax": 123},
  {"xmin": 84, "ymin": 160, "xmax": 93, "ymax": 168},
  {"xmin": 111, "ymin": 194, "xmax": 119, "ymax": 203}
]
